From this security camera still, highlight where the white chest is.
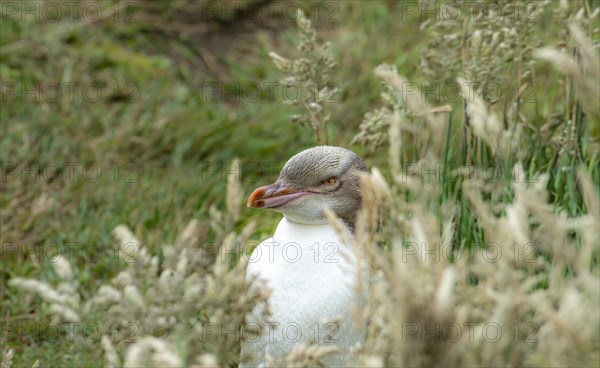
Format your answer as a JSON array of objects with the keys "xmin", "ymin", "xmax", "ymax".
[{"xmin": 243, "ymin": 218, "xmax": 363, "ymax": 366}]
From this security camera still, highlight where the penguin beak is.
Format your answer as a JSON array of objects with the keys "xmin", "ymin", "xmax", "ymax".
[{"xmin": 247, "ymin": 182, "xmax": 311, "ymax": 209}]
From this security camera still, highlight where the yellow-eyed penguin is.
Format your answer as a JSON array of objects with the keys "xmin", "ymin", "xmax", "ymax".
[{"xmin": 241, "ymin": 146, "xmax": 368, "ymax": 367}]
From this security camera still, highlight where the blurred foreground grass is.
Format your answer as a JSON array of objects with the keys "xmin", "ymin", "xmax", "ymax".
[{"xmin": 1, "ymin": 0, "xmax": 599, "ymax": 367}]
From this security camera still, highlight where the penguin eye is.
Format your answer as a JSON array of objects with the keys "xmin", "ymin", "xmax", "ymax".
[{"xmin": 322, "ymin": 177, "xmax": 337, "ymax": 186}]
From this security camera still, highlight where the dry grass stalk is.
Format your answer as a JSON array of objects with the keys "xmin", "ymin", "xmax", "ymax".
[
  {"xmin": 9, "ymin": 159, "xmax": 269, "ymax": 367},
  {"xmin": 534, "ymin": 24, "xmax": 600, "ymax": 117}
]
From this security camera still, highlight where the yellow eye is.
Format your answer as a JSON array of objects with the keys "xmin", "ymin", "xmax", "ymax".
[{"xmin": 323, "ymin": 177, "xmax": 337, "ymax": 185}]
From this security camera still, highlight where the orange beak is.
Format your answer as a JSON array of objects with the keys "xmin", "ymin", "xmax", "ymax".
[{"xmin": 247, "ymin": 182, "xmax": 311, "ymax": 209}]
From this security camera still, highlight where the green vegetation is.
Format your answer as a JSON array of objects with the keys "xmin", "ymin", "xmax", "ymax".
[{"xmin": 1, "ymin": 1, "xmax": 598, "ymax": 367}]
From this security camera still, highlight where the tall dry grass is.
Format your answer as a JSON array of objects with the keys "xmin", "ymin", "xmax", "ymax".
[{"xmin": 8, "ymin": 160, "xmax": 269, "ymax": 367}]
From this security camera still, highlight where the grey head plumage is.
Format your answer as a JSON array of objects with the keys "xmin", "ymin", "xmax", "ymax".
[{"xmin": 247, "ymin": 146, "xmax": 368, "ymax": 232}]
